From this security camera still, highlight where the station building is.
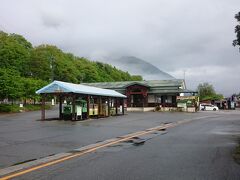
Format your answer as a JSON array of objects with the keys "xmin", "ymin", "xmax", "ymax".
[
  {"xmin": 83, "ymin": 79, "xmax": 197, "ymax": 111},
  {"xmin": 37, "ymin": 80, "xmax": 198, "ymax": 121}
]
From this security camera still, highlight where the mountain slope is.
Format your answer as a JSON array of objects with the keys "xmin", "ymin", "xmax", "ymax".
[{"xmin": 105, "ymin": 56, "xmax": 175, "ymax": 80}]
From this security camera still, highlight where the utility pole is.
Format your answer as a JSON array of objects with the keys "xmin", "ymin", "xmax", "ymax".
[
  {"xmin": 50, "ymin": 55, "xmax": 56, "ymax": 105},
  {"xmin": 183, "ymin": 70, "xmax": 186, "ymax": 81},
  {"xmin": 50, "ymin": 55, "xmax": 54, "ymax": 82}
]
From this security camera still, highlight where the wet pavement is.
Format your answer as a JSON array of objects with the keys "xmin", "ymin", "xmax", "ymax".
[
  {"xmin": 0, "ymin": 107, "xmax": 212, "ymax": 168},
  {"xmin": 0, "ymin": 108, "xmax": 240, "ymax": 179}
]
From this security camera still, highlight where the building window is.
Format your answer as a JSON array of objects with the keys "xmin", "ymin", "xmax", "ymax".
[
  {"xmin": 148, "ymin": 95, "xmax": 155, "ymax": 103},
  {"xmin": 166, "ymin": 96, "xmax": 172, "ymax": 103},
  {"xmin": 161, "ymin": 95, "xmax": 173, "ymax": 104},
  {"xmin": 157, "ymin": 97, "xmax": 161, "ymax": 103}
]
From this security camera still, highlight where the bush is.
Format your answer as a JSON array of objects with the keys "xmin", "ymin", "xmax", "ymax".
[
  {"xmin": 0, "ymin": 104, "xmax": 52, "ymax": 113},
  {"xmin": 155, "ymin": 106, "xmax": 161, "ymax": 111},
  {"xmin": 0, "ymin": 104, "xmax": 20, "ymax": 113}
]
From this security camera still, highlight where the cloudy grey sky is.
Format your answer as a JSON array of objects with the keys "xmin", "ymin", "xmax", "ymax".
[{"xmin": 0, "ymin": 0, "xmax": 240, "ymax": 96}]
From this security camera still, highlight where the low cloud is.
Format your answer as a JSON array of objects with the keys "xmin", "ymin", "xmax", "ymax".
[
  {"xmin": 41, "ymin": 14, "xmax": 63, "ymax": 28},
  {"xmin": 170, "ymin": 65, "xmax": 240, "ymax": 96}
]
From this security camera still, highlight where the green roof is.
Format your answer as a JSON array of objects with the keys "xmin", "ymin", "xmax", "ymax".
[
  {"xmin": 82, "ymin": 79, "xmax": 185, "ymax": 89},
  {"xmin": 82, "ymin": 80, "xmax": 197, "ymax": 94},
  {"xmin": 148, "ymin": 89, "xmax": 197, "ymax": 94}
]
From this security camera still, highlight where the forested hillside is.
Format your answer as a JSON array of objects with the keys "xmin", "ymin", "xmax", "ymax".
[{"xmin": 0, "ymin": 31, "xmax": 142, "ymax": 102}]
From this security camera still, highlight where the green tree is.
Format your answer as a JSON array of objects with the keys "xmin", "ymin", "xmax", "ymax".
[
  {"xmin": 30, "ymin": 45, "xmax": 56, "ymax": 81},
  {"xmin": 0, "ymin": 68, "xmax": 24, "ymax": 101},
  {"xmin": 30, "ymin": 45, "xmax": 80, "ymax": 83},
  {"xmin": 95, "ymin": 62, "xmax": 116, "ymax": 82},
  {"xmin": 0, "ymin": 30, "xmax": 144, "ymax": 107},
  {"xmin": 75, "ymin": 59, "xmax": 100, "ymax": 82},
  {"xmin": 10, "ymin": 33, "xmax": 33, "ymax": 49},
  {"xmin": 233, "ymin": 12, "xmax": 240, "ymax": 51},
  {"xmin": 130, "ymin": 75, "xmax": 143, "ymax": 81},
  {"xmin": 22, "ymin": 78, "xmax": 48, "ymax": 104},
  {"xmin": 0, "ymin": 31, "xmax": 32, "ymax": 76},
  {"xmin": 197, "ymin": 82, "xmax": 223, "ymax": 101},
  {"xmin": 54, "ymin": 53, "xmax": 80, "ymax": 83}
]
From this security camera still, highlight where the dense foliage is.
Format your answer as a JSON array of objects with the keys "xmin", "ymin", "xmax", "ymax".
[
  {"xmin": 197, "ymin": 83, "xmax": 224, "ymax": 101},
  {"xmin": 233, "ymin": 12, "xmax": 240, "ymax": 51},
  {"xmin": 0, "ymin": 31, "xmax": 142, "ymax": 103}
]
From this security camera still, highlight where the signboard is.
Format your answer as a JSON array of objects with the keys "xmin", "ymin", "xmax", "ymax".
[
  {"xmin": 76, "ymin": 106, "xmax": 82, "ymax": 116},
  {"xmin": 231, "ymin": 102, "xmax": 235, "ymax": 109},
  {"xmin": 177, "ymin": 96, "xmax": 196, "ymax": 100},
  {"xmin": 177, "ymin": 96, "xmax": 197, "ymax": 107},
  {"xmin": 177, "ymin": 103, "xmax": 187, "ymax": 108}
]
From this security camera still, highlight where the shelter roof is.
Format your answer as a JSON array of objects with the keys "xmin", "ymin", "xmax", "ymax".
[{"xmin": 36, "ymin": 81, "xmax": 126, "ymax": 98}]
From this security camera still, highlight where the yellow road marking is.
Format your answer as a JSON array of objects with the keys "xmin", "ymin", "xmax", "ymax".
[{"xmin": 0, "ymin": 121, "xmax": 186, "ymax": 180}]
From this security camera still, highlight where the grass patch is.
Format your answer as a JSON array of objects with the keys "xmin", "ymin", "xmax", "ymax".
[
  {"xmin": 233, "ymin": 143, "xmax": 240, "ymax": 164},
  {"xmin": 24, "ymin": 104, "xmax": 51, "ymax": 111},
  {"xmin": 0, "ymin": 104, "xmax": 52, "ymax": 113}
]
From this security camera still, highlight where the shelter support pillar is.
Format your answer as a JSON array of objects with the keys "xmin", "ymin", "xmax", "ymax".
[
  {"xmin": 97, "ymin": 96, "xmax": 100, "ymax": 118},
  {"xmin": 122, "ymin": 99, "xmax": 125, "ymax": 115},
  {"xmin": 41, "ymin": 94, "xmax": 46, "ymax": 121},
  {"xmin": 108, "ymin": 97, "xmax": 110, "ymax": 117},
  {"xmin": 115, "ymin": 98, "xmax": 118, "ymax": 115},
  {"xmin": 87, "ymin": 95, "xmax": 90, "ymax": 119},
  {"xmin": 72, "ymin": 94, "xmax": 76, "ymax": 121},
  {"xmin": 59, "ymin": 95, "xmax": 62, "ymax": 119},
  {"xmin": 99, "ymin": 96, "xmax": 102, "ymax": 117}
]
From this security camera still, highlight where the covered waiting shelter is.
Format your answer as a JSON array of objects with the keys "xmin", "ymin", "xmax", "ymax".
[{"xmin": 36, "ymin": 80, "xmax": 126, "ymax": 121}]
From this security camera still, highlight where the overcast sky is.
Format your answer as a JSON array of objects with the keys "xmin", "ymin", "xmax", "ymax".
[{"xmin": 0, "ymin": 0, "xmax": 240, "ymax": 96}]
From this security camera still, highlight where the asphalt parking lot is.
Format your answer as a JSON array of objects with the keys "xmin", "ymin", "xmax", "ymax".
[
  {"xmin": 0, "ymin": 109, "xmax": 240, "ymax": 179},
  {"xmin": 0, "ymin": 108, "xmax": 217, "ymax": 168}
]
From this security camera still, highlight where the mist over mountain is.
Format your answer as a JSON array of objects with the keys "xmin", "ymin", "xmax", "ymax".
[{"xmin": 104, "ymin": 56, "xmax": 175, "ymax": 80}]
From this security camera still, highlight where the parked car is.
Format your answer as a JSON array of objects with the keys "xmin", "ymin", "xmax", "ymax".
[{"xmin": 200, "ymin": 104, "xmax": 219, "ymax": 111}]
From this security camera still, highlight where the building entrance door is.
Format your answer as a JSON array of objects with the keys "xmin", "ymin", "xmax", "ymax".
[
  {"xmin": 126, "ymin": 84, "xmax": 148, "ymax": 108},
  {"xmin": 131, "ymin": 94, "xmax": 144, "ymax": 107}
]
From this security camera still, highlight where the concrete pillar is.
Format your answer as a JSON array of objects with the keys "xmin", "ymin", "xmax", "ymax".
[
  {"xmin": 108, "ymin": 97, "xmax": 110, "ymax": 117},
  {"xmin": 72, "ymin": 94, "xmax": 76, "ymax": 120},
  {"xmin": 87, "ymin": 95, "xmax": 90, "ymax": 119},
  {"xmin": 115, "ymin": 98, "xmax": 118, "ymax": 115},
  {"xmin": 99, "ymin": 96, "xmax": 102, "ymax": 117},
  {"xmin": 59, "ymin": 95, "xmax": 62, "ymax": 119},
  {"xmin": 41, "ymin": 94, "xmax": 46, "ymax": 121},
  {"xmin": 97, "ymin": 96, "xmax": 100, "ymax": 118},
  {"xmin": 122, "ymin": 99, "xmax": 125, "ymax": 115}
]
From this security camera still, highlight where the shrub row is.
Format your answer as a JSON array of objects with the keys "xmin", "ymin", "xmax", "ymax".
[{"xmin": 0, "ymin": 104, "xmax": 51, "ymax": 113}]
